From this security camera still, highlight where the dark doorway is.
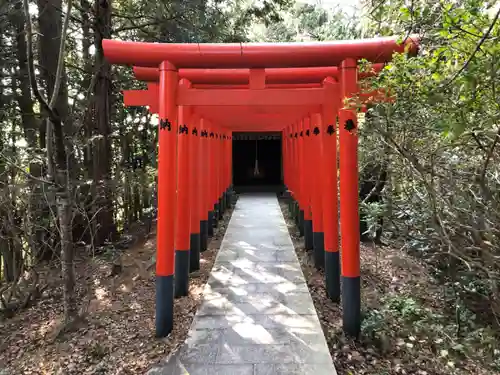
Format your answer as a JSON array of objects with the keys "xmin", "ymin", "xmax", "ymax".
[{"xmin": 232, "ymin": 132, "xmax": 283, "ymax": 193}]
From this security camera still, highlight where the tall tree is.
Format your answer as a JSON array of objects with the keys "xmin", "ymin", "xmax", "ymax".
[
  {"xmin": 93, "ymin": 0, "xmax": 116, "ymax": 246},
  {"xmin": 24, "ymin": 0, "xmax": 77, "ymax": 323}
]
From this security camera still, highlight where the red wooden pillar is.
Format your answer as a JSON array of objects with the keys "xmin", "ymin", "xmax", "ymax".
[
  {"xmin": 283, "ymin": 127, "xmax": 289, "ymax": 192},
  {"xmin": 199, "ymin": 119, "xmax": 209, "ymax": 251},
  {"xmin": 219, "ymin": 130, "xmax": 225, "ymax": 214},
  {"xmin": 292, "ymin": 122, "xmax": 300, "ymax": 225},
  {"xmin": 174, "ymin": 79, "xmax": 191, "ymax": 297},
  {"xmin": 222, "ymin": 130, "xmax": 228, "ymax": 208},
  {"xmin": 298, "ymin": 120, "xmax": 306, "ymax": 236},
  {"xmin": 311, "ymin": 112, "xmax": 325, "ymax": 269},
  {"xmin": 213, "ymin": 129, "xmax": 220, "ymax": 224},
  {"xmin": 228, "ymin": 131, "xmax": 234, "ymax": 204},
  {"xmin": 189, "ymin": 114, "xmax": 201, "ymax": 272},
  {"xmin": 322, "ymin": 77, "xmax": 341, "ymax": 302},
  {"xmin": 207, "ymin": 123, "xmax": 216, "ymax": 236},
  {"xmin": 220, "ymin": 131, "xmax": 225, "ymax": 211},
  {"xmin": 339, "ymin": 58, "xmax": 361, "ymax": 337},
  {"xmin": 303, "ymin": 116, "xmax": 314, "ymax": 250},
  {"xmin": 212, "ymin": 127, "xmax": 221, "ymax": 225},
  {"xmin": 225, "ymin": 130, "xmax": 232, "ymax": 208},
  {"xmin": 289, "ymin": 124, "xmax": 298, "ymax": 219},
  {"xmin": 156, "ymin": 61, "xmax": 178, "ymax": 337},
  {"xmin": 215, "ymin": 130, "xmax": 223, "ymax": 221}
]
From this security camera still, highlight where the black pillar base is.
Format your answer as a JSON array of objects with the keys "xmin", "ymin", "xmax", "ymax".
[
  {"xmin": 221, "ymin": 192, "xmax": 227, "ymax": 213},
  {"xmin": 190, "ymin": 233, "xmax": 200, "ymax": 272},
  {"xmin": 200, "ymin": 220, "xmax": 208, "ymax": 252},
  {"xmin": 325, "ymin": 251, "xmax": 340, "ymax": 302},
  {"xmin": 225, "ymin": 188, "xmax": 232, "ymax": 208},
  {"xmin": 213, "ymin": 204, "xmax": 219, "ymax": 228},
  {"xmin": 156, "ymin": 275, "xmax": 173, "ymax": 337},
  {"xmin": 298, "ymin": 209, "xmax": 305, "ymax": 236},
  {"xmin": 231, "ymin": 187, "xmax": 238, "ymax": 205},
  {"xmin": 282, "ymin": 188, "xmax": 291, "ymax": 199},
  {"xmin": 208, "ymin": 211, "xmax": 214, "ymax": 236},
  {"xmin": 304, "ymin": 220, "xmax": 313, "ymax": 250},
  {"xmin": 218, "ymin": 198, "xmax": 224, "ymax": 219},
  {"xmin": 288, "ymin": 198, "xmax": 295, "ymax": 217},
  {"xmin": 342, "ymin": 276, "xmax": 361, "ymax": 338},
  {"xmin": 313, "ymin": 232, "xmax": 325, "ymax": 269},
  {"xmin": 174, "ymin": 250, "xmax": 190, "ymax": 297}
]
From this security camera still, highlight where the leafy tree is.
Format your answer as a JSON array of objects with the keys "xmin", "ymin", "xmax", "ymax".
[
  {"xmin": 250, "ymin": 2, "xmax": 360, "ymax": 42},
  {"xmin": 0, "ymin": 0, "xmax": 292, "ymax": 320},
  {"xmin": 359, "ymin": 0, "xmax": 500, "ymax": 337}
]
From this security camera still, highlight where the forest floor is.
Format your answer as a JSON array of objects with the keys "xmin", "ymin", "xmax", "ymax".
[
  {"xmin": 279, "ymin": 199, "xmax": 498, "ymax": 375},
  {"xmin": 0, "ymin": 207, "xmax": 234, "ymax": 375}
]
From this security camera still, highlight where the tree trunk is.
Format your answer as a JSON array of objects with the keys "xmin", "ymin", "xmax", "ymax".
[
  {"xmin": 13, "ymin": 3, "xmax": 39, "ymax": 148},
  {"xmin": 93, "ymin": 0, "xmax": 116, "ymax": 245},
  {"xmin": 36, "ymin": 0, "xmax": 66, "ymax": 259},
  {"xmin": 37, "ymin": 0, "xmax": 72, "ymax": 129},
  {"xmin": 24, "ymin": 0, "xmax": 77, "ymax": 323},
  {"xmin": 0, "ymin": 37, "xmax": 12, "ymax": 281},
  {"xmin": 53, "ymin": 116, "xmax": 77, "ymax": 321},
  {"xmin": 71, "ymin": 0, "xmax": 94, "ymax": 247},
  {"xmin": 57, "ymin": 186, "xmax": 77, "ymax": 320},
  {"xmin": 81, "ymin": 0, "xmax": 94, "ymax": 181},
  {"xmin": 141, "ymin": 119, "xmax": 151, "ymax": 211}
]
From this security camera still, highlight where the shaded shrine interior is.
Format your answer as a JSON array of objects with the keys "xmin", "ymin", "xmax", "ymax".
[{"xmin": 232, "ymin": 132, "xmax": 283, "ymax": 193}]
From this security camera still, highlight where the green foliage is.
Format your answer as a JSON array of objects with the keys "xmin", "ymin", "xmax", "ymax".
[
  {"xmin": 362, "ymin": 294, "xmax": 500, "ymax": 370},
  {"xmin": 113, "ymin": 0, "xmax": 293, "ymax": 43},
  {"xmin": 360, "ymin": 201, "xmax": 386, "ymax": 237},
  {"xmin": 250, "ymin": 3, "xmax": 360, "ymax": 42},
  {"xmin": 359, "ymin": 0, "xmax": 500, "ymax": 336}
]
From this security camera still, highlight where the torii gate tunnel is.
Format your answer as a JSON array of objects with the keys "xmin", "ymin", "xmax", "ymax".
[{"xmin": 102, "ymin": 36, "xmax": 418, "ymax": 338}]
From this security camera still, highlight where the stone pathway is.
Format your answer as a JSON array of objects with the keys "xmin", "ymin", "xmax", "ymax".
[{"xmin": 148, "ymin": 193, "xmax": 337, "ymax": 375}]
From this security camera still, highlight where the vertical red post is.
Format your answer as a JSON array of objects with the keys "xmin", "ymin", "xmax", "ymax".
[
  {"xmin": 228, "ymin": 131, "xmax": 234, "ymax": 205},
  {"xmin": 303, "ymin": 116, "xmax": 314, "ymax": 250},
  {"xmin": 212, "ymin": 127, "xmax": 221, "ymax": 227},
  {"xmin": 189, "ymin": 114, "xmax": 201, "ymax": 271},
  {"xmin": 207, "ymin": 123, "xmax": 215, "ymax": 237},
  {"xmin": 174, "ymin": 80, "xmax": 191, "ymax": 297},
  {"xmin": 291, "ymin": 127, "xmax": 297, "ymax": 218},
  {"xmin": 156, "ymin": 60, "xmax": 178, "ymax": 337},
  {"xmin": 215, "ymin": 130, "xmax": 223, "ymax": 221},
  {"xmin": 292, "ymin": 123, "xmax": 300, "ymax": 227},
  {"xmin": 289, "ymin": 125, "xmax": 299, "ymax": 220},
  {"xmin": 284, "ymin": 127, "xmax": 290, "ymax": 193},
  {"xmin": 224, "ymin": 130, "xmax": 230, "ymax": 208},
  {"xmin": 220, "ymin": 131, "xmax": 225, "ymax": 214},
  {"xmin": 199, "ymin": 118, "xmax": 209, "ymax": 251},
  {"xmin": 322, "ymin": 77, "xmax": 341, "ymax": 302},
  {"xmin": 339, "ymin": 58, "xmax": 361, "ymax": 337},
  {"xmin": 298, "ymin": 120, "xmax": 306, "ymax": 236},
  {"xmin": 311, "ymin": 112, "xmax": 325, "ymax": 269},
  {"xmin": 224, "ymin": 130, "xmax": 232, "ymax": 209},
  {"xmin": 212, "ymin": 129, "xmax": 220, "ymax": 225}
]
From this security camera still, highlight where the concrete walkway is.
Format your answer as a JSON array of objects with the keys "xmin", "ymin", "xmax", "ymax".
[{"xmin": 148, "ymin": 193, "xmax": 337, "ymax": 375}]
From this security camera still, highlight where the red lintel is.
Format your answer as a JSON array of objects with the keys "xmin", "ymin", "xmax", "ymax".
[
  {"xmin": 132, "ymin": 65, "xmax": 383, "ymax": 84},
  {"xmin": 177, "ymin": 87, "xmax": 324, "ymax": 106},
  {"xmin": 103, "ymin": 36, "xmax": 418, "ymax": 68}
]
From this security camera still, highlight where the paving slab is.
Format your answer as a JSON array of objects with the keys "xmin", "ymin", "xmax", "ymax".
[{"xmin": 147, "ymin": 193, "xmax": 337, "ymax": 375}]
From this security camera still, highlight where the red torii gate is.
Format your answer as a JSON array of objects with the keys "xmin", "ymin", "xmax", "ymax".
[{"xmin": 102, "ymin": 36, "xmax": 418, "ymax": 339}]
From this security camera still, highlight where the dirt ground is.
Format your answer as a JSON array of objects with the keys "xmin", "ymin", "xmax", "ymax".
[
  {"xmin": 279, "ymin": 198, "xmax": 496, "ymax": 375},
  {"xmin": 0, "ymin": 207, "xmax": 233, "ymax": 375}
]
